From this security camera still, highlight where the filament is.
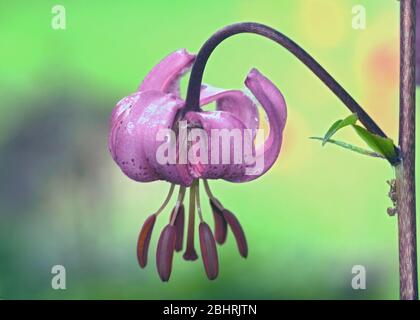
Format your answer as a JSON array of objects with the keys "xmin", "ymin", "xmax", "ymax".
[
  {"xmin": 154, "ymin": 184, "xmax": 175, "ymax": 216},
  {"xmin": 170, "ymin": 185, "xmax": 186, "ymax": 225},
  {"xmin": 203, "ymin": 179, "xmax": 224, "ymax": 211},
  {"xmin": 195, "ymin": 180, "xmax": 204, "ymax": 222}
]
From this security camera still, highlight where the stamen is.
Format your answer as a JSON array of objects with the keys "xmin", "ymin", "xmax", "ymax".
[
  {"xmin": 170, "ymin": 186, "xmax": 186, "ymax": 225},
  {"xmin": 156, "ymin": 224, "xmax": 177, "ymax": 281},
  {"xmin": 154, "ymin": 184, "xmax": 176, "ymax": 216},
  {"xmin": 199, "ymin": 221, "xmax": 219, "ymax": 280},
  {"xmin": 137, "ymin": 214, "xmax": 156, "ymax": 268},
  {"xmin": 203, "ymin": 179, "xmax": 228, "ymax": 244},
  {"xmin": 203, "ymin": 179, "xmax": 214, "ymax": 198},
  {"xmin": 137, "ymin": 183, "xmax": 176, "ymax": 269},
  {"xmin": 203, "ymin": 179, "xmax": 224, "ymax": 211},
  {"xmin": 223, "ymin": 209, "xmax": 248, "ymax": 258},
  {"xmin": 195, "ymin": 180, "xmax": 204, "ymax": 222},
  {"xmin": 183, "ymin": 180, "xmax": 198, "ymax": 261}
]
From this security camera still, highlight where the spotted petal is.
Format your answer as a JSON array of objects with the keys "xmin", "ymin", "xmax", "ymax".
[
  {"xmin": 109, "ymin": 90, "xmax": 192, "ymax": 185},
  {"xmin": 109, "ymin": 92, "xmax": 142, "ymax": 161}
]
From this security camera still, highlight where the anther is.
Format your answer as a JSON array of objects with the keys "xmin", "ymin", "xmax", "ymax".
[{"xmin": 137, "ymin": 184, "xmax": 176, "ymax": 268}]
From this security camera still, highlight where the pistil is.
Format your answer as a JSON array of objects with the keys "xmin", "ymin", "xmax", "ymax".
[{"xmin": 183, "ymin": 180, "xmax": 199, "ymax": 260}]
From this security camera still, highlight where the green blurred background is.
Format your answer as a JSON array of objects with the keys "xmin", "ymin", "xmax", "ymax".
[{"xmin": 0, "ymin": 0, "xmax": 417, "ymax": 299}]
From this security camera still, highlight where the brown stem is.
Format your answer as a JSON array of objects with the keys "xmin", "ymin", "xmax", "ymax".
[
  {"xmin": 397, "ymin": 0, "xmax": 418, "ymax": 300},
  {"xmin": 183, "ymin": 22, "xmax": 400, "ymax": 165}
]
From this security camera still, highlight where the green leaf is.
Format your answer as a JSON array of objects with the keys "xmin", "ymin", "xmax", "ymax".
[
  {"xmin": 322, "ymin": 113, "xmax": 358, "ymax": 146},
  {"xmin": 351, "ymin": 124, "xmax": 397, "ymax": 161},
  {"xmin": 310, "ymin": 137, "xmax": 385, "ymax": 159}
]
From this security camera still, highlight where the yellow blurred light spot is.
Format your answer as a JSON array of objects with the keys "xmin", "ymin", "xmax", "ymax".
[
  {"xmin": 352, "ymin": 10, "xmax": 399, "ymax": 138},
  {"xmin": 297, "ymin": 0, "xmax": 347, "ymax": 48},
  {"xmin": 270, "ymin": 108, "xmax": 312, "ymax": 176}
]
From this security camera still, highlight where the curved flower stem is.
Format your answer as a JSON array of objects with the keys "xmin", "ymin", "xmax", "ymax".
[
  {"xmin": 183, "ymin": 22, "xmax": 400, "ymax": 165},
  {"xmin": 397, "ymin": 0, "xmax": 418, "ymax": 300}
]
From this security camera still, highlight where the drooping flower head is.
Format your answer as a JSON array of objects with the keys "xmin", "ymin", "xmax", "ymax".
[{"xmin": 108, "ymin": 49, "xmax": 287, "ymax": 281}]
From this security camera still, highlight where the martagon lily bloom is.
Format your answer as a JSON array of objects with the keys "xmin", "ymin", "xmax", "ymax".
[{"xmin": 108, "ymin": 49, "xmax": 287, "ymax": 281}]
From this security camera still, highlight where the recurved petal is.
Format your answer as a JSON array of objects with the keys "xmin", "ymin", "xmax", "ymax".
[
  {"xmin": 209, "ymin": 198, "xmax": 227, "ymax": 245},
  {"xmin": 232, "ymin": 68, "xmax": 287, "ymax": 182},
  {"xmin": 139, "ymin": 49, "xmax": 195, "ymax": 97},
  {"xmin": 156, "ymin": 224, "xmax": 177, "ymax": 282},
  {"xmin": 200, "ymin": 84, "xmax": 259, "ymax": 134},
  {"xmin": 199, "ymin": 222, "xmax": 219, "ymax": 280},
  {"xmin": 222, "ymin": 209, "xmax": 248, "ymax": 258},
  {"xmin": 136, "ymin": 214, "xmax": 156, "ymax": 268}
]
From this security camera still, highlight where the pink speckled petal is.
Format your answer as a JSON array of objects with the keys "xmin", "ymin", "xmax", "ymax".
[
  {"xmin": 184, "ymin": 110, "xmax": 252, "ymax": 181},
  {"xmin": 109, "ymin": 92, "xmax": 142, "ymax": 161},
  {"xmin": 109, "ymin": 90, "xmax": 192, "ymax": 185},
  {"xmin": 140, "ymin": 96, "xmax": 193, "ymax": 186},
  {"xmin": 200, "ymin": 84, "xmax": 259, "ymax": 134},
  {"xmin": 138, "ymin": 49, "xmax": 195, "ymax": 97},
  {"xmin": 236, "ymin": 68, "xmax": 287, "ymax": 182}
]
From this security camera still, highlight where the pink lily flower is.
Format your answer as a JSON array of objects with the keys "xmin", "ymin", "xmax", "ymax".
[{"xmin": 108, "ymin": 49, "xmax": 287, "ymax": 281}]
